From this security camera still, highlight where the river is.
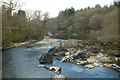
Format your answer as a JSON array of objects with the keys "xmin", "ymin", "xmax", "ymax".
[{"xmin": 2, "ymin": 39, "xmax": 120, "ymax": 78}]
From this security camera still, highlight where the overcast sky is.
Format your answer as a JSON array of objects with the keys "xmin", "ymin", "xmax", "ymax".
[{"xmin": 21, "ymin": 0, "xmax": 114, "ymax": 17}]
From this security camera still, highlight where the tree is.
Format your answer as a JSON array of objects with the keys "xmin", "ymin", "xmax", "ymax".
[
  {"xmin": 42, "ymin": 12, "xmax": 49, "ymax": 33},
  {"xmin": 1, "ymin": 0, "xmax": 24, "ymax": 27},
  {"xmin": 64, "ymin": 7, "xmax": 75, "ymax": 17},
  {"xmin": 114, "ymin": 0, "xmax": 120, "ymax": 7},
  {"xmin": 33, "ymin": 10, "xmax": 42, "ymax": 19},
  {"xmin": 89, "ymin": 14, "xmax": 103, "ymax": 30},
  {"xmin": 18, "ymin": 10, "xmax": 26, "ymax": 17},
  {"xmin": 1, "ymin": 0, "xmax": 23, "ymax": 15},
  {"xmin": 12, "ymin": 10, "xmax": 28, "ymax": 28},
  {"xmin": 43, "ymin": 12, "xmax": 49, "ymax": 28},
  {"xmin": 95, "ymin": 4, "xmax": 101, "ymax": 8},
  {"xmin": 101, "ymin": 7, "xmax": 118, "ymax": 42},
  {"xmin": 87, "ymin": 6, "xmax": 90, "ymax": 9},
  {"xmin": 28, "ymin": 10, "xmax": 43, "ymax": 39}
]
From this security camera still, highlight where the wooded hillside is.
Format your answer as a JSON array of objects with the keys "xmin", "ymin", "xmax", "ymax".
[{"xmin": 1, "ymin": 0, "xmax": 120, "ymax": 49}]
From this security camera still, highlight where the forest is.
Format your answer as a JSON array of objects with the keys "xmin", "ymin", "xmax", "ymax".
[
  {"xmin": 1, "ymin": 0, "xmax": 120, "ymax": 49},
  {"xmin": 1, "ymin": 0, "xmax": 120, "ymax": 79}
]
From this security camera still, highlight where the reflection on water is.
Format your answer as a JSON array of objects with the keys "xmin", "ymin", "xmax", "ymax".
[{"xmin": 2, "ymin": 40, "xmax": 120, "ymax": 78}]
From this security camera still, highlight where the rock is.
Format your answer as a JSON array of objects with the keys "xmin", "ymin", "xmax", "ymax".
[
  {"xmin": 51, "ymin": 75, "xmax": 67, "ymax": 80},
  {"xmin": 56, "ymin": 40, "xmax": 78, "ymax": 50},
  {"xmin": 39, "ymin": 53, "xmax": 53, "ymax": 64},
  {"xmin": 67, "ymin": 48, "xmax": 75, "ymax": 52},
  {"xmin": 87, "ymin": 55, "xmax": 111, "ymax": 63},
  {"xmin": 83, "ymin": 49, "xmax": 87, "ymax": 52},
  {"xmin": 76, "ymin": 60, "xmax": 88, "ymax": 65},
  {"xmin": 97, "ymin": 53, "xmax": 104, "ymax": 57},
  {"xmin": 61, "ymin": 40, "xmax": 78, "ymax": 48},
  {"xmin": 87, "ymin": 56, "xmax": 98, "ymax": 63},
  {"xmin": 38, "ymin": 64, "xmax": 46, "ymax": 68},
  {"xmin": 61, "ymin": 56, "xmax": 69, "ymax": 62},
  {"xmin": 45, "ymin": 66, "xmax": 61, "ymax": 74},
  {"xmin": 60, "ymin": 55, "xmax": 73, "ymax": 62},
  {"xmin": 49, "ymin": 48, "xmax": 68, "ymax": 56},
  {"xmin": 112, "ymin": 64, "xmax": 119, "ymax": 68},
  {"xmin": 103, "ymin": 63, "xmax": 120, "ymax": 72},
  {"xmin": 56, "ymin": 57, "xmax": 61, "ymax": 60},
  {"xmin": 105, "ymin": 64, "xmax": 112, "ymax": 68},
  {"xmin": 114, "ymin": 57, "xmax": 119, "ymax": 60},
  {"xmin": 73, "ymin": 50, "xmax": 82, "ymax": 56},
  {"xmin": 97, "ymin": 56, "xmax": 111, "ymax": 63},
  {"xmin": 111, "ymin": 53, "xmax": 120, "ymax": 57},
  {"xmin": 73, "ymin": 52, "xmax": 89, "ymax": 60},
  {"xmin": 93, "ymin": 63, "xmax": 100, "ymax": 67},
  {"xmin": 48, "ymin": 40, "xmax": 78, "ymax": 56},
  {"xmin": 103, "ymin": 64, "xmax": 107, "ymax": 67},
  {"xmin": 84, "ymin": 64, "xmax": 95, "ymax": 69},
  {"xmin": 65, "ymin": 52, "xmax": 70, "ymax": 56},
  {"xmin": 101, "ymin": 50, "xmax": 104, "ymax": 52},
  {"xmin": 60, "ymin": 57, "xmax": 67, "ymax": 62},
  {"xmin": 99, "ymin": 65, "xmax": 104, "ymax": 67}
]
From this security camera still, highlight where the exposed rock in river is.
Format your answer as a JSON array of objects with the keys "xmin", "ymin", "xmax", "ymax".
[
  {"xmin": 84, "ymin": 63, "xmax": 102, "ymax": 69},
  {"xmin": 87, "ymin": 55, "xmax": 111, "ymax": 63},
  {"xmin": 38, "ymin": 64, "xmax": 46, "ymax": 68},
  {"xmin": 51, "ymin": 75, "xmax": 67, "ymax": 80},
  {"xmin": 39, "ymin": 53, "xmax": 53, "ymax": 64},
  {"xmin": 84, "ymin": 64, "xmax": 95, "ymax": 69},
  {"xmin": 45, "ymin": 66, "xmax": 61, "ymax": 74},
  {"xmin": 103, "ymin": 63, "xmax": 120, "ymax": 72},
  {"xmin": 38, "ymin": 65, "xmax": 61, "ymax": 74},
  {"xmin": 39, "ymin": 39, "xmax": 120, "ymax": 72},
  {"xmin": 48, "ymin": 40, "xmax": 78, "ymax": 56}
]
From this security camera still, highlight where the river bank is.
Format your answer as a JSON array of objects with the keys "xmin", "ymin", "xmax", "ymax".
[
  {"xmin": 39, "ymin": 39, "xmax": 120, "ymax": 73},
  {"xmin": 2, "ymin": 38, "xmax": 60, "ymax": 50}
]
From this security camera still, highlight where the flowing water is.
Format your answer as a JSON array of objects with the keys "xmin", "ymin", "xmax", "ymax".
[{"xmin": 2, "ymin": 39, "xmax": 120, "ymax": 78}]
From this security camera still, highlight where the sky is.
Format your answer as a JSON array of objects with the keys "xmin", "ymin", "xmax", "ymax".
[{"xmin": 21, "ymin": 0, "xmax": 115, "ymax": 18}]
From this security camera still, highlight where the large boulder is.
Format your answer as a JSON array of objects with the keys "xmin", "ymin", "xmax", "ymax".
[
  {"xmin": 39, "ymin": 53, "xmax": 53, "ymax": 64},
  {"xmin": 51, "ymin": 75, "xmax": 67, "ymax": 80}
]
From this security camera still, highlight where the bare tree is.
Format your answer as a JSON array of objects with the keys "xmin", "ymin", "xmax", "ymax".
[
  {"xmin": 33, "ymin": 10, "xmax": 42, "ymax": 20},
  {"xmin": 0, "ymin": 0, "xmax": 24, "ymax": 15},
  {"xmin": 26, "ymin": 10, "xmax": 33, "ymax": 22},
  {"xmin": 42, "ymin": 12, "xmax": 49, "ymax": 28}
]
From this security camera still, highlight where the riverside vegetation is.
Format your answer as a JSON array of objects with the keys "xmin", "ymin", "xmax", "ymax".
[
  {"xmin": 2, "ymin": 0, "xmax": 119, "ymax": 49},
  {"xmin": 1, "ymin": 0, "xmax": 120, "ymax": 78}
]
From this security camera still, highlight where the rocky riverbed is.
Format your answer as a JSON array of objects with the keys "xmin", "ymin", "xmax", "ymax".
[
  {"xmin": 39, "ymin": 40, "xmax": 120, "ymax": 73},
  {"xmin": 2, "ymin": 38, "xmax": 120, "ymax": 78}
]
